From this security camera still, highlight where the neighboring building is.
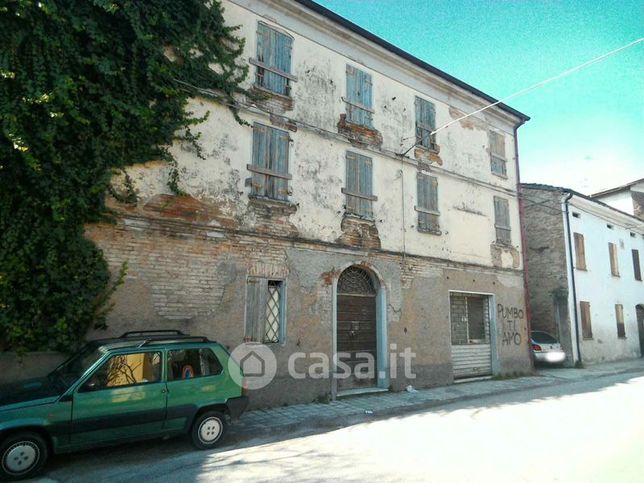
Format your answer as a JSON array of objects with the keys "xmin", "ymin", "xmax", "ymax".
[
  {"xmin": 86, "ymin": 0, "xmax": 532, "ymax": 407},
  {"xmin": 591, "ymin": 178, "xmax": 644, "ymax": 220},
  {"xmin": 522, "ymin": 184, "xmax": 644, "ymax": 366}
]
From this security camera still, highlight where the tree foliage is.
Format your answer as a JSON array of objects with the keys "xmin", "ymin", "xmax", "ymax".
[{"xmin": 0, "ymin": 0, "xmax": 248, "ymax": 352}]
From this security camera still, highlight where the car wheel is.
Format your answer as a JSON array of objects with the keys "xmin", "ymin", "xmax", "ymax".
[
  {"xmin": 191, "ymin": 411, "xmax": 227, "ymax": 450},
  {"xmin": 0, "ymin": 431, "xmax": 49, "ymax": 481}
]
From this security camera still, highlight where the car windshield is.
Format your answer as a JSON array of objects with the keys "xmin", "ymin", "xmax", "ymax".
[
  {"xmin": 48, "ymin": 344, "xmax": 105, "ymax": 391},
  {"xmin": 531, "ymin": 331, "xmax": 558, "ymax": 344}
]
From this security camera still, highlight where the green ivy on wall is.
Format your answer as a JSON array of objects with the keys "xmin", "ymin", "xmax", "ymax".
[{"xmin": 0, "ymin": 0, "xmax": 249, "ymax": 352}]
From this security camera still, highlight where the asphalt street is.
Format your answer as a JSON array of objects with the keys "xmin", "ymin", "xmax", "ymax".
[{"xmin": 36, "ymin": 369, "xmax": 644, "ymax": 483}]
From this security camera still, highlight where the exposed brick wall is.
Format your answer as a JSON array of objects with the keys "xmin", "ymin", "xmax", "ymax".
[{"xmin": 521, "ymin": 186, "xmax": 574, "ymax": 364}]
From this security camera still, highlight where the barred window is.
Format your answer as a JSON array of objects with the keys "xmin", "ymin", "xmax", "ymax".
[
  {"xmin": 249, "ymin": 123, "xmax": 291, "ymax": 201},
  {"xmin": 489, "ymin": 131, "xmax": 507, "ymax": 177},
  {"xmin": 493, "ymin": 196, "xmax": 511, "ymax": 245},
  {"xmin": 245, "ymin": 278, "xmax": 286, "ymax": 344},
  {"xmin": 416, "ymin": 174, "xmax": 440, "ymax": 233}
]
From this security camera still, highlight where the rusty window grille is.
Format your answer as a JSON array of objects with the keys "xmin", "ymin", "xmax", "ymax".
[
  {"xmin": 338, "ymin": 266, "xmax": 376, "ymax": 295},
  {"xmin": 450, "ymin": 293, "xmax": 490, "ymax": 345},
  {"xmin": 493, "ymin": 196, "xmax": 511, "ymax": 245},
  {"xmin": 415, "ymin": 97, "xmax": 437, "ymax": 150},
  {"xmin": 245, "ymin": 278, "xmax": 286, "ymax": 344},
  {"xmin": 489, "ymin": 131, "xmax": 507, "ymax": 177},
  {"xmin": 344, "ymin": 65, "xmax": 373, "ymax": 128},
  {"xmin": 249, "ymin": 123, "xmax": 291, "ymax": 201},
  {"xmin": 254, "ymin": 23, "xmax": 293, "ymax": 96},
  {"xmin": 416, "ymin": 173, "xmax": 440, "ymax": 234}
]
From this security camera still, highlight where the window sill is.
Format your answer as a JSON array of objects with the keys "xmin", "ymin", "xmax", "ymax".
[
  {"xmin": 251, "ymin": 85, "xmax": 293, "ymax": 102},
  {"xmin": 344, "ymin": 212, "xmax": 375, "ymax": 223},
  {"xmin": 492, "ymin": 241, "xmax": 514, "ymax": 249},
  {"xmin": 582, "ymin": 337, "xmax": 594, "ymax": 341},
  {"xmin": 618, "ymin": 336, "xmax": 627, "ymax": 339},
  {"xmin": 491, "ymin": 172, "xmax": 508, "ymax": 180},
  {"xmin": 248, "ymin": 195, "xmax": 295, "ymax": 208},
  {"xmin": 418, "ymin": 227, "xmax": 442, "ymax": 236},
  {"xmin": 414, "ymin": 144, "xmax": 440, "ymax": 155},
  {"xmin": 575, "ymin": 267, "xmax": 587, "ymax": 271}
]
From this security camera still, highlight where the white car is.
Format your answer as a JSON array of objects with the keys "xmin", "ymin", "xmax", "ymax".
[{"xmin": 531, "ymin": 330, "xmax": 566, "ymax": 365}]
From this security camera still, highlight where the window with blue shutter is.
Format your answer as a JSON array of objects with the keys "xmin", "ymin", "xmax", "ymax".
[
  {"xmin": 249, "ymin": 123, "xmax": 291, "ymax": 200},
  {"xmin": 344, "ymin": 65, "xmax": 374, "ymax": 128},
  {"xmin": 253, "ymin": 23, "xmax": 294, "ymax": 96},
  {"xmin": 493, "ymin": 196, "xmax": 511, "ymax": 244},
  {"xmin": 342, "ymin": 152, "xmax": 376, "ymax": 218},
  {"xmin": 489, "ymin": 131, "xmax": 507, "ymax": 177},
  {"xmin": 416, "ymin": 174, "xmax": 440, "ymax": 233},
  {"xmin": 415, "ymin": 97, "xmax": 437, "ymax": 150}
]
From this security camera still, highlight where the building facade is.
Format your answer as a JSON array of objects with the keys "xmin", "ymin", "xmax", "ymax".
[
  {"xmin": 86, "ymin": 0, "xmax": 532, "ymax": 407},
  {"xmin": 591, "ymin": 178, "xmax": 644, "ymax": 220},
  {"xmin": 522, "ymin": 184, "xmax": 644, "ymax": 366}
]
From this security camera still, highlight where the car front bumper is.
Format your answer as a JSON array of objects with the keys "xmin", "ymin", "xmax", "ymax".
[
  {"xmin": 226, "ymin": 396, "xmax": 249, "ymax": 419},
  {"xmin": 534, "ymin": 350, "xmax": 566, "ymax": 364}
]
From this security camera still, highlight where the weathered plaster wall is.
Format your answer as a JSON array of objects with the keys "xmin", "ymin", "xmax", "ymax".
[
  {"xmin": 567, "ymin": 197, "xmax": 644, "ymax": 363},
  {"xmin": 120, "ymin": 0, "xmax": 524, "ymax": 272},
  {"xmin": 86, "ymin": 219, "xmax": 527, "ymax": 408}
]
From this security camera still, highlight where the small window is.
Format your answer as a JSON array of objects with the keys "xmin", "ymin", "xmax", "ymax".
[
  {"xmin": 85, "ymin": 352, "xmax": 162, "ymax": 390},
  {"xmin": 608, "ymin": 242, "xmax": 620, "ymax": 276},
  {"xmin": 344, "ymin": 65, "xmax": 373, "ymax": 128},
  {"xmin": 415, "ymin": 97, "xmax": 437, "ymax": 150},
  {"xmin": 253, "ymin": 23, "xmax": 294, "ymax": 96},
  {"xmin": 167, "ymin": 348, "xmax": 223, "ymax": 380},
  {"xmin": 489, "ymin": 131, "xmax": 507, "ymax": 177},
  {"xmin": 249, "ymin": 123, "xmax": 290, "ymax": 200},
  {"xmin": 493, "ymin": 196, "xmax": 511, "ymax": 245},
  {"xmin": 633, "ymin": 249, "xmax": 642, "ymax": 281},
  {"xmin": 607, "ymin": 224, "xmax": 614, "ymax": 229},
  {"xmin": 572, "ymin": 212, "xmax": 581, "ymax": 218},
  {"xmin": 245, "ymin": 278, "xmax": 286, "ymax": 344},
  {"xmin": 343, "ymin": 152, "xmax": 376, "ymax": 218},
  {"xmin": 580, "ymin": 301, "xmax": 593, "ymax": 339},
  {"xmin": 615, "ymin": 304, "xmax": 626, "ymax": 338},
  {"xmin": 630, "ymin": 232, "xmax": 636, "ymax": 238},
  {"xmin": 416, "ymin": 173, "xmax": 440, "ymax": 233},
  {"xmin": 573, "ymin": 232, "xmax": 587, "ymax": 270}
]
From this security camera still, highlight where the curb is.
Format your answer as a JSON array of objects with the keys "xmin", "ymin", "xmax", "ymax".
[{"xmin": 224, "ymin": 365, "xmax": 644, "ymax": 447}]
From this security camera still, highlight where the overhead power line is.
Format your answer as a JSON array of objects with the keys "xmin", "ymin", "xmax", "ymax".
[{"xmin": 401, "ymin": 37, "xmax": 644, "ymax": 155}]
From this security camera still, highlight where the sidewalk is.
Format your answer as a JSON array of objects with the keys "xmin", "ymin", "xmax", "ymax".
[{"xmin": 230, "ymin": 358, "xmax": 644, "ymax": 444}]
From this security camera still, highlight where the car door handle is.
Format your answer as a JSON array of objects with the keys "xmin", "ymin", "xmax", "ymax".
[{"xmin": 161, "ymin": 388, "xmax": 168, "ymax": 394}]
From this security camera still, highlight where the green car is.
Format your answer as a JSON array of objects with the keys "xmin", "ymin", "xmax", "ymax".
[{"xmin": 0, "ymin": 330, "xmax": 249, "ymax": 481}]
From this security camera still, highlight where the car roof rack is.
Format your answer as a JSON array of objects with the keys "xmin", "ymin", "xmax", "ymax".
[
  {"xmin": 120, "ymin": 330, "xmax": 186, "ymax": 338},
  {"xmin": 137, "ymin": 336, "xmax": 210, "ymax": 347}
]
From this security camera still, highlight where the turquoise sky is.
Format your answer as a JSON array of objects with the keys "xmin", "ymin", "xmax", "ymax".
[{"xmin": 316, "ymin": 0, "xmax": 643, "ymax": 194}]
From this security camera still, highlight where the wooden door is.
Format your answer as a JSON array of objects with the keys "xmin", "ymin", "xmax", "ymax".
[{"xmin": 337, "ymin": 267, "xmax": 377, "ymax": 390}]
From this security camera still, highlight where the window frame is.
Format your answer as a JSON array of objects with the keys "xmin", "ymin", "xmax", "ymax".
[
  {"xmin": 343, "ymin": 151, "xmax": 377, "ymax": 219},
  {"xmin": 344, "ymin": 64, "xmax": 374, "ymax": 128},
  {"xmin": 608, "ymin": 242, "xmax": 620, "ymax": 277},
  {"xmin": 166, "ymin": 347, "xmax": 224, "ymax": 381},
  {"xmin": 580, "ymin": 301, "xmax": 593, "ymax": 340},
  {"xmin": 249, "ymin": 123, "xmax": 291, "ymax": 201},
  {"xmin": 244, "ymin": 277, "xmax": 287, "ymax": 345},
  {"xmin": 493, "ymin": 196, "xmax": 512, "ymax": 245},
  {"xmin": 415, "ymin": 173, "xmax": 440, "ymax": 234},
  {"xmin": 489, "ymin": 131, "xmax": 507, "ymax": 178},
  {"xmin": 573, "ymin": 232, "xmax": 587, "ymax": 270},
  {"xmin": 252, "ymin": 22, "xmax": 296, "ymax": 97},
  {"xmin": 79, "ymin": 350, "xmax": 163, "ymax": 392},
  {"xmin": 615, "ymin": 304, "xmax": 626, "ymax": 339},
  {"xmin": 415, "ymin": 97, "xmax": 437, "ymax": 151},
  {"xmin": 632, "ymin": 249, "xmax": 642, "ymax": 281}
]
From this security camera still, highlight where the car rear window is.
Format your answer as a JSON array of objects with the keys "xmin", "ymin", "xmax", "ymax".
[{"xmin": 531, "ymin": 331, "xmax": 558, "ymax": 344}]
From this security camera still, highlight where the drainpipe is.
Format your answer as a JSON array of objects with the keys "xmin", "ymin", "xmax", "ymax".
[
  {"xmin": 563, "ymin": 191, "xmax": 582, "ymax": 364},
  {"xmin": 513, "ymin": 121, "xmax": 534, "ymax": 369}
]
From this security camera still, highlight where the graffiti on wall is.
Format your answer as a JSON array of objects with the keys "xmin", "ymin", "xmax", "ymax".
[{"xmin": 498, "ymin": 305, "xmax": 524, "ymax": 346}]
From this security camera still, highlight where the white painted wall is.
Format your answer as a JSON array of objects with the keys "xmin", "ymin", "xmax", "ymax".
[
  {"xmin": 566, "ymin": 197, "xmax": 644, "ymax": 363},
  {"xmin": 122, "ymin": 0, "xmax": 526, "ymax": 270},
  {"xmin": 594, "ymin": 191, "xmax": 636, "ymax": 216}
]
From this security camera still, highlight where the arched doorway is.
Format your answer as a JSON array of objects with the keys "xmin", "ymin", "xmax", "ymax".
[
  {"xmin": 336, "ymin": 266, "xmax": 378, "ymax": 391},
  {"xmin": 637, "ymin": 305, "xmax": 644, "ymax": 357}
]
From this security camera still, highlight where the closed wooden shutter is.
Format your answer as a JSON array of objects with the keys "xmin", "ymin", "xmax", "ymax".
[
  {"xmin": 346, "ymin": 65, "xmax": 373, "ymax": 127},
  {"xmin": 574, "ymin": 233, "xmax": 587, "ymax": 270},
  {"xmin": 416, "ymin": 174, "xmax": 439, "ymax": 232},
  {"xmin": 580, "ymin": 301, "xmax": 593, "ymax": 339},
  {"xmin": 345, "ymin": 152, "xmax": 373, "ymax": 217},
  {"xmin": 615, "ymin": 304, "xmax": 625, "ymax": 338},
  {"xmin": 632, "ymin": 249, "xmax": 642, "ymax": 281},
  {"xmin": 609, "ymin": 243, "xmax": 620, "ymax": 276},
  {"xmin": 250, "ymin": 123, "xmax": 290, "ymax": 200},
  {"xmin": 493, "ymin": 196, "xmax": 511, "ymax": 244},
  {"xmin": 489, "ymin": 131, "xmax": 507, "ymax": 176},
  {"xmin": 415, "ymin": 97, "xmax": 436, "ymax": 149},
  {"xmin": 245, "ymin": 278, "xmax": 266, "ymax": 342},
  {"xmin": 256, "ymin": 23, "xmax": 292, "ymax": 95}
]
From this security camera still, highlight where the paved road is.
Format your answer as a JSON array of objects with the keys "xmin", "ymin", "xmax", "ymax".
[{"xmin": 38, "ymin": 370, "xmax": 644, "ymax": 482}]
